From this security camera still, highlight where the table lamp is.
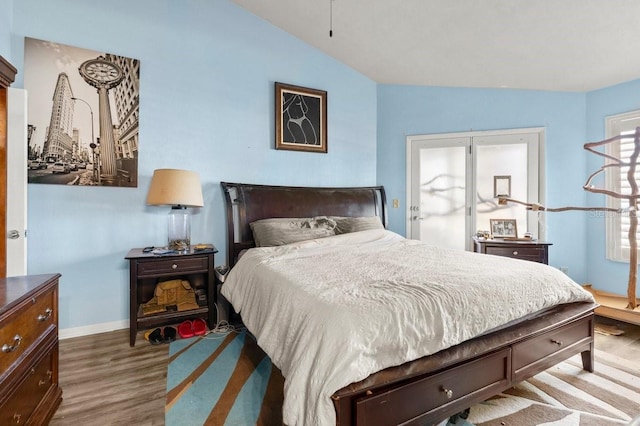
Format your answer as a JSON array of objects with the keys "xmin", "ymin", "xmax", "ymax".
[{"xmin": 146, "ymin": 169, "xmax": 204, "ymax": 252}]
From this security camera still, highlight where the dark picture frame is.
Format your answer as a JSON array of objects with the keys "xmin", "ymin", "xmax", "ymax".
[
  {"xmin": 490, "ymin": 219, "xmax": 518, "ymax": 238},
  {"xmin": 275, "ymin": 82, "xmax": 327, "ymax": 153}
]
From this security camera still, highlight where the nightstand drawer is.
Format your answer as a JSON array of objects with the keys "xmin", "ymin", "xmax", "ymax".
[
  {"xmin": 485, "ymin": 246, "xmax": 545, "ymax": 263},
  {"xmin": 0, "ymin": 286, "xmax": 56, "ymax": 375},
  {"xmin": 473, "ymin": 238, "xmax": 551, "ymax": 265},
  {"xmin": 137, "ymin": 256, "xmax": 209, "ymax": 277}
]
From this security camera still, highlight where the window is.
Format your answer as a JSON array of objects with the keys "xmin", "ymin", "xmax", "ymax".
[{"xmin": 605, "ymin": 110, "xmax": 640, "ymax": 261}]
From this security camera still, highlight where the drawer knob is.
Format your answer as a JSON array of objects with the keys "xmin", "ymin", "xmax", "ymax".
[
  {"xmin": 13, "ymin": 413, "xmax": 21, "ymax": 424},
  {"xmin": 2, "ymin": 335, "xmax": 23, "ymax": 353},
  {"xmin": 37, "ymin": 307, "xmax": 53, "ymax": 322},
  {"xmin": 512, "ymin": 250, "xmax": 519, "ymax": 255},
  {"xmin": 172, "ymin": 263, "xmax": 178, "ymax": 270},
  {"xmin": 551, "ymin": 339, "xmax": 563, "ymax": 346},
  {"xmin": 441, "ymin": 387, "xmax": 454, "ymax": 399}
]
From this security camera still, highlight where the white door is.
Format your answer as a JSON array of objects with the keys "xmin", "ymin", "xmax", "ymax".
[
  {"xmin": 407, "ymin": 128, "xmax": 543, "ymax": 250},
  {"xmin": 407, "ymin": 136, "xmax": 471, "ymax": 250},
  {"xmin": 7, "ymin": 88, "xmax": 27, "ymax": 276}
]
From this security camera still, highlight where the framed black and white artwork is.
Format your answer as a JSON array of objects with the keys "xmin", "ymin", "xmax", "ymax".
[{"xmin": 275, "ymin": 82, "xmax": 327, "ymax": 153}]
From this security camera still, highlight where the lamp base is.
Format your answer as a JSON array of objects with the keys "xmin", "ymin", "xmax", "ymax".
[
  {"xmin": 169, "ymin": 239, "xmax": 190, "ymax": 252},
  {"xmin": 168, "ymin": 206, "xmax": 191, "ymax": 252}
]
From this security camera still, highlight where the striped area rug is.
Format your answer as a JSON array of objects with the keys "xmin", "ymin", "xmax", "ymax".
[
  {"xmin": 456, "ymin": 350, "xmax": 640, "ymax": 426},
  {"xmin": 165, "ymin": 331, "xmax": 283, "ymax": 425},
  {"xmin": 166, "ymin": 331, "xmax": 640, "ymax": 426}
]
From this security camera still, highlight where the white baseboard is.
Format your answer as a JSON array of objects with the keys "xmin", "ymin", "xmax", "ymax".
[
  {"xmin": 59, "ymin": 304, "xmax": 232, "ymax": 340},
  {"xmin": 60, "ymin": 320, "xmax": 128, "ymax": 340}
]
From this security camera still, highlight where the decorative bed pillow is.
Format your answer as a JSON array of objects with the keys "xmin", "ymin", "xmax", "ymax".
[
  {"xmin": 332, "ymin": 216, "xmax": 384, "ymax": 234},
  {"xmin": 250, "ymin": 217, "xmax": 337, "ymax": 247}
]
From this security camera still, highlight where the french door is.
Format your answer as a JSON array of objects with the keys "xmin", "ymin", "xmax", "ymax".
[{"xmin": 406, "ymin": 128, "xmax": 544, "ymax": 251}]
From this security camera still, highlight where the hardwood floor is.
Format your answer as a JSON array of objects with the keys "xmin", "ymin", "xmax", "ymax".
[
  {"xmin": 593, "ymin": 315, "xmax": 640, "ymax": 361},
  {"xmin": 49, "ymin": 316, "xmax": 640, "ymax": 425},
  {"xmin": 50, "ymin": 329, "xmax": 168, "ymax": 426}
]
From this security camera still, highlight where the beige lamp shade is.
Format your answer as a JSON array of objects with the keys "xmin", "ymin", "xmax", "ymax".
[{"xmin": 146, "ymin": 169, "xmax": 204, "ymax": 207}]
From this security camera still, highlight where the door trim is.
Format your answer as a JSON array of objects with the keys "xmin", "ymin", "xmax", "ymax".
[
  {"xmin": 0, "ymin": 56, "xmax": 18, "ymax": 278},
  {"xmin": 7, "ymin": 88, "xmax": 28, "ymax": 276}
]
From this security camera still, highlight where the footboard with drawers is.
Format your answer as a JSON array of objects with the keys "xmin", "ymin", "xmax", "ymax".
[{"xmin": 332, "ymin": 302, "xmax": 595, "ymax": 425}]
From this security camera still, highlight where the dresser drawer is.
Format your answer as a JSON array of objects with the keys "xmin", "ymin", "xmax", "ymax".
[
  {"xmin": 512, "ymin": 317, "xmax": 591, "ymax": 381},
  {"xmin": 0, "ymin": 287, "xmax": 56, "ymax": 375},
  {"xmin": 0, "ymin": 343, "xmax": 57, "ymax": 425},
  {"xmin": 137, "ymin": 256, "xmax": 209, "ymax": 277},
  {"xmin": 485, "ymin": 246, "xmax": 545, "ymax": 263},
  {"xmin": 355, "ymin": 349, "xmax": 511, "ymax": 425}
]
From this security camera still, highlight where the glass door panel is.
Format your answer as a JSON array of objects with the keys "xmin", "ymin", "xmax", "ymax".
[
  {"xmin": 410, "ymin": 137, "xmax": 470, "ymax": 250},
  {"xmin": 475, "ymin": 133, "xmax": 539, "ymax": 239}
]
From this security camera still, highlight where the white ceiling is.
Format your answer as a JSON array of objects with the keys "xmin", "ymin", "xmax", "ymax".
[{"xmin": 232, "ymin": 0, "xmax": 640, "ymax": 92}]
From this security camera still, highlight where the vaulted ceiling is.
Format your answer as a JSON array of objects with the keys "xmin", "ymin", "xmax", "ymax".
[{"xmin": 232, "ymin": 0, "xmax": 640, "ymax": 92}]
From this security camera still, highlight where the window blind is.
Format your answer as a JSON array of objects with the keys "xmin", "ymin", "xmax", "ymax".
[{"xmin": 606, "ymin": 111, "xmax": 640, "ymax": 260}]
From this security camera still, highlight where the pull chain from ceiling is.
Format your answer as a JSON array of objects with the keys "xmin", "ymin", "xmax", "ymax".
[{"xmin": 329, "ymin": 0, "xmax": 334, "ymax": 37}]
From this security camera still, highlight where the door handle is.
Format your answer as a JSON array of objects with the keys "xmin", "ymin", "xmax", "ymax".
[{"xmin": 7, "ymin": 230, "xmax": 20, "ymax": 239}]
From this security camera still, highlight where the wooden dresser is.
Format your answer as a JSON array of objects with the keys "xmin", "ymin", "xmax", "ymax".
[{"xmin": 0, "ymin": 274, "xmax": 62, "ymax": 425}]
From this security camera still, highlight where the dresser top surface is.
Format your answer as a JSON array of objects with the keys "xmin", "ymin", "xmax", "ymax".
[
  {"xmin": 0, "ymin": 274, "xmax": 61, "ymax": 313},
  {"xmin": 473, "ymin": 238, "xmax": 551, "ymax": 246}
]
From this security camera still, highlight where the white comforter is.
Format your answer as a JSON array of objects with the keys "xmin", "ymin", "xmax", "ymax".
[{"xmin": 221, "ymin": 229, "xmax": 594, "ymax": 426}]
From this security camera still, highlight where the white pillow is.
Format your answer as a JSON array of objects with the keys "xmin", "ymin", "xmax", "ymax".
[
  {"xmin": 250, "ymin": 217, "xmax": 337, "ymax": 247},
  {"xmin": 331, "ymin": 216, "xmax": 384, "ymax": 234}
]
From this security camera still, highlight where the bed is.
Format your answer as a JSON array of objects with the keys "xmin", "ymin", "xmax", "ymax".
[{"xmin": 220, "ymin": 182, "xmax": 597, "ymax": 426}]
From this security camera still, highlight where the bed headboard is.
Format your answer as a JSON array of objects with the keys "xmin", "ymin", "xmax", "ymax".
[{"xmin": 220, "ymin": 182, "xmax": 387, "ymax": 267}]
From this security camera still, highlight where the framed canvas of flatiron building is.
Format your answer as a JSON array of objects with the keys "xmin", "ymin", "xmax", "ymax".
[
  {"xmin": 275, "ymin": 82, "xmax": 327, "ymax": 153},
  {"xmin": 24, "ymin": 37, "xmax": 140, "ymax": 187}
]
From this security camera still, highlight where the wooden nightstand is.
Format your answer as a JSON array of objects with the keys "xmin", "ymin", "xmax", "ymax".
[
  {"xmin": 125, "ymin": 246, "xmax": 217, "ymax": 346},
  {"xmin": 473, "ymin": 238, "xmax": 551, "ymax": 264}
]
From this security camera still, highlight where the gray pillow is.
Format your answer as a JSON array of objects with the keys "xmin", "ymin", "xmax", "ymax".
[
  {"xmin": 331, "ymin": 216, "xmax": 384, "ymax": 234},
  {"xmin": 250, "ymin": 217, "xmax": 337, "ymax": 247}
]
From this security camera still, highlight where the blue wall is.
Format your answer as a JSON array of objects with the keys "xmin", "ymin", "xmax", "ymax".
[
  {"xmin": 7, "ymin": 0, "xmax": 377, "ymax": 331},
  {"xmin": 585, "ymin": 79, "xmax": 640, "ymax": 296},
  {"xmin": 0, "ymin": 0, "xmax": 11, "ymax": 58},
  {"xmin": 5, "ymin": 0, "xmax": 639, "ymax": 333},
  {"xmin": 377, "ymin": 85, "xmax": 589, "ymax": 283}
]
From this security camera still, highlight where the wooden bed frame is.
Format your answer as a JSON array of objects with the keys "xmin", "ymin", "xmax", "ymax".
[{"xmin": 221, "ymin": 182, "xmax": 597, "ymax": 426}]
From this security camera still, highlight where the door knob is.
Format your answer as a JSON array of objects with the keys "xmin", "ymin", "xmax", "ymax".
[{"xmin": 7, "ymin": 230, "xmax": 19, "ymax": 239}]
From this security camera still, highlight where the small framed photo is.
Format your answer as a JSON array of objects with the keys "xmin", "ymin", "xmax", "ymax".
[
  {"xmin": 490, "ymin": 219, "xmax": 518, "ymax": 238},
  {"xmin": 275, "ymin": 82, "xmax": 327, "ymax": 153},
  {"xmin": 494, "ymin": 175, "xmax": 511, "ymax": 198}
]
